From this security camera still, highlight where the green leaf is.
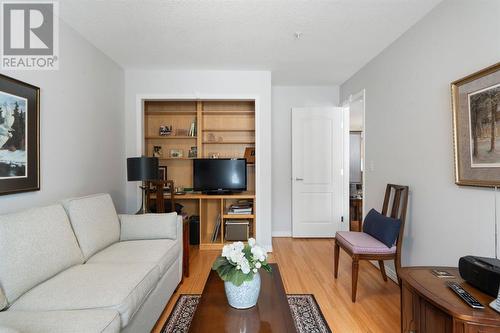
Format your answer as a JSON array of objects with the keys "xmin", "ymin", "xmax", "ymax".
[
  {"xmin": 232, "ymin": 269, "xmax": 254, "ymax": 286},
  {"xmin": 212, "ymin": 256, "xmax": 229, "ymax": 270},
  {"xmin": 261, "ymin": 262, "xmax": 272, "ymax": 273}
]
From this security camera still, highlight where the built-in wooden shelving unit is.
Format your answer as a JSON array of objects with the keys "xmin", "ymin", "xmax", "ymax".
[{"xmin": 143, "ymin": 100, "xmax": 256, "ymax": 250}]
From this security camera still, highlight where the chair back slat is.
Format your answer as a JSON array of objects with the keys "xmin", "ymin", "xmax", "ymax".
[
  {"xmin": 390, "ymin": 189, "xmax": 402, "ymax": 219},
  {"xmin": 381, "ymin": 184, "xmax": 409, "ymax": 275},
  {"xmin": 145, "ymin": 180, "xmax": 175, "ymax": 213}
]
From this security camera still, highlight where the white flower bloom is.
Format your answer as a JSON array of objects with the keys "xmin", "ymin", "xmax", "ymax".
[
  {"xmin": 251, "ymin": 245, "xmax": 267, "ymax": 262},
  {"xmin": 233, "ymin": 241, "xmax": 244, "ymax": 252},
  {"xmin": 255, "ymin": 262, "xmax": 261, "ymax": 269},
  {"xmin": 236, "ymin": 265, "xmax": 241, "ymax": 270},
  {"xmin": 240, "ymin": 258, "xmax": 251, "ymax": 274},
  {"xmin": 229, "ymin": 250, "xmax": 245, "ymax": 265},
  {"xmin": 222, "ymin": 244, "xmax": 232, "ymax": 258},
  {"xmin": 248, "ymin": 238, "xmax": 256, "ymax": 247},
  {"xmin": 253, "ymin": 268, "xmax": 258, "ymax": 273}
]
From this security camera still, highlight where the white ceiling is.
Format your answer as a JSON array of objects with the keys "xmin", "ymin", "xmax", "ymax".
[{"xmin": 59, "ymin": 0, "xmax": 442, "ymax": 85}]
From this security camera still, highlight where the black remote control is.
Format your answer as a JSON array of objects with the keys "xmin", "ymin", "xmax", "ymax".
[{"xmin": 446, "ymin": 282, "xmax": 484, "ymax": 309}]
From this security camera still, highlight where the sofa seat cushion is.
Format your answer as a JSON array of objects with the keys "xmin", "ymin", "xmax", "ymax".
[
  {"xmin": 10, "ymin": 263, "xmax": 160, "ymax": 328},
  {"xmin": 0, "ymin": 309, "xmax": 120, "ymax": 333},
  {"xmin": 62, "ymin": 194, "xmax": 121, "ymax": 261},
  {"xmin": 0, "ymin": 204, "xmax": 84, "ymax": 305},
  {"xmin": 336, "ymin": 231, "xmax": 396, "ymax": 255},
  {"xmin": 88, "ymin": 239, "xmax": 180, "ymax": 275}
]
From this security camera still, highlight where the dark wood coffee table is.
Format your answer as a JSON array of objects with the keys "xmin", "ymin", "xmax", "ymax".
[{"xmin": 189, "ymin": 263, "xmax": 296, "ymax": 332}]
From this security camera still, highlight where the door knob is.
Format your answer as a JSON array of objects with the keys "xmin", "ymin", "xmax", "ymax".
[{"xmin": 295, "ymin": 177, "xmax": 304, "ymax": 181}]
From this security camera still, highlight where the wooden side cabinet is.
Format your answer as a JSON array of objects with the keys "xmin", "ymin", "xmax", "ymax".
[{"xmin": 400, "ymin": 267, "xmax": 500, "ymax": 333}]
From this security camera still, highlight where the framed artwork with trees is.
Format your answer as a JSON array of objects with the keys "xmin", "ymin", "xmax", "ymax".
[
  {"xmin": 452, "ymin": 62, "xmax": 500, "ymax": 187},
  {"xmin": 0, "ymin": 74, "xmax": 39, "ymax": 195}
]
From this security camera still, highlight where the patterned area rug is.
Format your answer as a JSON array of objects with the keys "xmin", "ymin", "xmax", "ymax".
[{"xmin": 162, "ymin": 294, "xmax": 331, "ymax": 333}]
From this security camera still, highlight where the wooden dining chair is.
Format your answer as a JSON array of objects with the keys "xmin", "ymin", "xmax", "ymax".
[
  {"xmin": 334, "ymin": 184, "xmax": 409, "ymax": 302},
  {"xmin": 145, "ymin": 180, "xmax": 176, "ymax": 213}
]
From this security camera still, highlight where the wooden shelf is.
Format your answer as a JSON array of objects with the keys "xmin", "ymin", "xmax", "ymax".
[
  {"xmin": 223, "ymin": 214, "xmax": 254, "ymax": 219},
  {"xmin": 203, "ymin": 111, "xmax": 255, "ymax": 116},
  {"xmin": 204, "ymin": 129, "xmax": 255, "ymax": 132},
  {"xmin": 145, "ymin": 111, "xmax": 197, "ymax": 116},
  {"xmin": 159, "ymin": 158, "xmax": 196, "ymax": 161},
  {"xmin": 145, "ymin": 136, "xmax": 197, "ymax": 140},
  {"xmin": 203, "ymin": 141, "xmax": 255, "ymax": 144}
]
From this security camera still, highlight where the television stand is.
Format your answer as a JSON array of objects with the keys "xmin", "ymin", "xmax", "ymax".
[
  {"xmin": 154, "ymin": 191, "xmax": 255, "ymax": 250},
  {"xmin": 203, "ymin": 190, "xmax": 240, "ymax": 195}
]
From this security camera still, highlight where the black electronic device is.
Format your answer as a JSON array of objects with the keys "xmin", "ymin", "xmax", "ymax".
[
  {"xmin": 446, "ymin": 281, "xmax": 484, "ymax": 309},
  {"xmin": 458, "ymin": 256, "xmax": 500, "ymax": 298},
  {"xmin": 193, "ymin": 158, "xmax": 247, "ymax": 194},
  {"xmin": 189, "ymin": 215, "xmax": 200, "ymax": 245}
]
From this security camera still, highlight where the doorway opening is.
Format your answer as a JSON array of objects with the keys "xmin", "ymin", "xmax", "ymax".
[{"xmin": 344, "ymin": 90, "xmax": 365, "ymax": 231}]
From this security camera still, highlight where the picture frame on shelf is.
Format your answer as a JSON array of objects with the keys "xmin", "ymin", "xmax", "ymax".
[
  {"xmin": 153, "ymin": 145, "xmax": 162, "ymax": 157},
  {"xmin": 0, "ymin": 74, "xmax": 40, "ymax": 196},
  {"xmin": 452, "ymin": 62, "xmax": 500, "ymax": 187},
  {"xmin": 170, "ymin": 149, "xmax": 184, "ymax": 158},
  {"xmin": 244, "ymin": 147, "xmax": 255, "ymax": 164},
  {"xmin": 158, "ymin": 166, "xmax": 167, "ymax": 181},
  {"xmin": 159, "ymin": 125, "xmax": 172, "ymax": 136},
  {"xmin": 188, "ymin": 146, "xmax": 197, "ymax": 158}
]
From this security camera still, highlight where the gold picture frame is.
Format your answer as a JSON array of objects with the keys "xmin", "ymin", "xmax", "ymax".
[{"xmin": 452, "ymin": 62, "xmax": 500, "ymax": 187}]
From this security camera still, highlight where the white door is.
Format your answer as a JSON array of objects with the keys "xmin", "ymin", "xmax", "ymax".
[{"xmin": 292, "ymin": 107, "xmax": 345, "ymax": 237}]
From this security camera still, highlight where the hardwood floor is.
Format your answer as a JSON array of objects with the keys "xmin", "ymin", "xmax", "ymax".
[{"xmin": 151, "ymin": 238, "xmax": 401, "ymax": 333}]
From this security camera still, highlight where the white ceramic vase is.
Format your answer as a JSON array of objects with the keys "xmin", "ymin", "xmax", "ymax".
[{"xmin": 224, "ymin": 272, "xmax": 261, "ymax": 309}]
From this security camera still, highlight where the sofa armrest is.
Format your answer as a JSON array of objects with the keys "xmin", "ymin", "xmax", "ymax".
[{"xmin": 119, "ymin": 212, "xmax": 178, "ymax": 241}]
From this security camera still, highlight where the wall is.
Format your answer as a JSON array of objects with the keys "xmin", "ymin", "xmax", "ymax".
[
  {"xmin": 341, "ymin": 0, "xmax": 500, "ymax": 268},
  {"xmin": 0, "ymin": 21, "xmax": 125, "ymax": 214},
  {"xmin": 271, "ymin": 86, "xmax": 340, "ymax": 236},
  {"xmin": 124, "ymin": 70, "xmax": 272, "ymax": 249}
]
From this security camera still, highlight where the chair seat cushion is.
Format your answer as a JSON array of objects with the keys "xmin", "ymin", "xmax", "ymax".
[
  {"xmin": 0, "ymin": 309, "xmax": 120, "ymax": 333},
  {"xmin": 88, "ymin": 239, "xmax": 179, "ymax": 275},
  {"xmin": 336, "ymin": 231, "xmax": 396, "ymax": 255},
  {"xmin": 10, "ymin": 263, "xmax": 160, "ymax": 328}
]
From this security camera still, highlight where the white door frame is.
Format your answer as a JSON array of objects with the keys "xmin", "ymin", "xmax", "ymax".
[{"xmin": 342, "ymin": 89, "xmax": 366, "ymax": 224}]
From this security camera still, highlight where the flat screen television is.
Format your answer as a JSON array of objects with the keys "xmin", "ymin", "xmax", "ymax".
[{"xmin": 193, "ymin": 158, "xmax": 247, "ymax": 194}]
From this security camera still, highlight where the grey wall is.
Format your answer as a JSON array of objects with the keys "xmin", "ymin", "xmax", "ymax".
[
  {"xmin": 272, "ymin": 86, "xmax": 339, "ymax": 236},
  {"xmin": 0, "ymin": 21, "xmax": 126, "ymax": 214},
  {"xmin": 341, "ymin": 0, "xmax": 500, "ymax": 267}
]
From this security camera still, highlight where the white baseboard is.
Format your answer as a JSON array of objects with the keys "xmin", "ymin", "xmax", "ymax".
[
  {"xmin": 272, "ymin": 231, "xmax": 292, "ymax": 237},
  {"xmin": 370, "ymin": 261, "xmax": 398, "ymax": 284}
]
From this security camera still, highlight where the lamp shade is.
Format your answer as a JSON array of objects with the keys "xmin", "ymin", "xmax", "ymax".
[{"xmin": 127, "ymin": 157, "xmax": 159, "ymax": 181}]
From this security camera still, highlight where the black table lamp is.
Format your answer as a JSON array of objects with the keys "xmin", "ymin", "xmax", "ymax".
[{"xmin": 127, "ymin": 157, "xmax": 159, "ymax": 214}]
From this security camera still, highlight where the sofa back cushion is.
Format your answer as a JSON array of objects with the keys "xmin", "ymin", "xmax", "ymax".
[
  {"xmin": 0, "ymin": 204, "xmax": 84, "ymax": 305},
  {"xmin": 62, "ymin": 193, "xmax": 120, "ymax": 260}
]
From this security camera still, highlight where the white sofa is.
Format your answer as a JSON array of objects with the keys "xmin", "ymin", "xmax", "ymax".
[{"xmin": 0, "ymin": 193, "xmax": 183, "ymax": 333}]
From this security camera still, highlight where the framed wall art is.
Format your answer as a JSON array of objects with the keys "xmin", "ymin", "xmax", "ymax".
[
  {"xmin": 0, "ymin": 74, "xmax": 40, "ymax": 195},
  {"xmin": 452, "ymin": 62, "xmax": 500, "ymax": 186}
]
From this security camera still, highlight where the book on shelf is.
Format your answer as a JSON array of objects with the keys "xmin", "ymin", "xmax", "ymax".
[
  {"xmin": 227, "ymin": 200, "xmax": 253, "ymax": 215},
  {"xmin": 211, "ymin": 213, "xmax": 221, "ymax": 243}
]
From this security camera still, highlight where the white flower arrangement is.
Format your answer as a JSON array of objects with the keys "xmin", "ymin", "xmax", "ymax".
[{"xmin": 212, "ymin": 238, "xmax": 272, "ymax": 286}]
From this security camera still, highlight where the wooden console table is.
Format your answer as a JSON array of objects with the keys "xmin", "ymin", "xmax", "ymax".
[{"xmin": 400, "ymin": 267, "xmax": 500, "ymax": 333}]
